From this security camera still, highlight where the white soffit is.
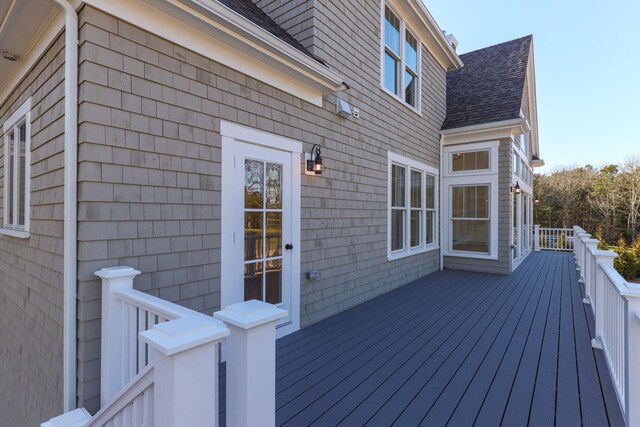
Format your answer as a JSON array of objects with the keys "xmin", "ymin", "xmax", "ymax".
[
  {"xmin": 85, "ymin": 0, "xmax": 344, "ymax": 107},
  {"xmin": 0, "ymin": 0, "xmax": 62, "ymax": 106}
]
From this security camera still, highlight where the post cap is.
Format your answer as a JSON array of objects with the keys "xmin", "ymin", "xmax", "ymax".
[
  {"xmin": 592, "ymin": 249, "xmax": 618, "ymax": 259},
  {"xmin": 95, "ymin": 266, "xmax": 141, "ymax": 280},
  {"xmin": 140, "ymin": 315, "xmax": 229, "ymax": 356},
  {"xmin": 215, "ymin": 300, "xmax": 287, "ymax": 330}
]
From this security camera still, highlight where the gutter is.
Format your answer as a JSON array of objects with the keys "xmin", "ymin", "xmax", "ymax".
[
  {"xmin": 439, "ymin": 134, "xmax": 444, "ymax": 271},
  {"xmin": 50, "ymin": 0, "xmax": 78, "ymax": 412}
]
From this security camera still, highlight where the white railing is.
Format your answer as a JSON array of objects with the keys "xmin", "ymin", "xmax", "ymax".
[
  {"xmin": 533, "ymin": 225, "xmax": 575, "ymax": 251},
  {"xmin": 87, "ymin": 364, "xmax": 155, "ymax": 427},
  {"xmin": 571, "ymin": 229, "xmax": 640, "ymax": 427},
  {"xmin": 43, "ymin": 266, "xmax": 287, "ymax": 427}
]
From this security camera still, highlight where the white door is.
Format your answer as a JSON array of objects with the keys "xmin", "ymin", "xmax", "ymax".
[{"xmin": 221, "ymin": 123, "xmax": 301, "ymax": 337}]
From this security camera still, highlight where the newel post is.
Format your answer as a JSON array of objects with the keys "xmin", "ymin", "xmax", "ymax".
[
  {"xmin": 534, "ymin": 225, "xmax": 540, "ymax": 251},
  {"xmin": 576, "ymin": 232, "xmax": 591, "ymax": 280},
  {"xmin": 624, "ymin": 287, "xmax": 640, "ymax": 427},
  {"xmin": 215, "ymin": 300, "xmax": 287, "ymax": 427},
  {"xmin": 582, "ymin": 239, "xmax": 599, "ymax": 305},
  {"xmin": 140, "ymin": 316, "xmax": 229, "ymax": 427},
  {"xmin": 591, "ymin": 250, "xmax": 617, "ymax": 349},
  {"xmin": 95, "ymin": 266, "xmax": 141, "ymax": 405}
]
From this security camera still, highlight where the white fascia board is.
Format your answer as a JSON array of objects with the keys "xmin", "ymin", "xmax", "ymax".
[
  {"xmin": 0, "ymin": 10, "xmax": 63, "ymax": 107},
  {"xmin": 441, "ymin": 118, "xmax": 529, "ymax": 145},
  {"xmin": 388, "ymin": 0, "xmax": 463, "ymax": 71},
  {"xmin": 84, "ymin": 0, "xmax": 344, "ymax": 107},
  {"xmin": 526, "ymin": 45, "xmax": 540, "ymax": 157}
]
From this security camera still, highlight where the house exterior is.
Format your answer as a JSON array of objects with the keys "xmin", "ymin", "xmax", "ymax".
[{"xmin": 0, "ymin": 0, "xmax": 539, "ymax": 425}]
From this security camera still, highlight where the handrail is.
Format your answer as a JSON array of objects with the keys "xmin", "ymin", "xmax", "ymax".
[
  {"xmin": 114, "ymin": 287, "xmax": 213, "ymax": 322},
  {"xmin": 87, "ymin": 364, "xmax": 155, "ymax": 427}
]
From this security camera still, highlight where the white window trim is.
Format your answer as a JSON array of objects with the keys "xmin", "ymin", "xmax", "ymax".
[
  {"xmin": 387, "ymin": 151, "xmax": 438, "ymax": 260},
  {"xmin": 380, "ymin": 1, "xmax": 422, "ymax": 114},
  {"xmin": 443, "ymin": 141, "xmax": 500, "ymax": 260},
  {"xmin": 2, "ymin": 97, "xmax": 31, "ymax": 238},
  {"xmin": 445, "ymin": 140, "xmax": 499, "ymax": 177}
]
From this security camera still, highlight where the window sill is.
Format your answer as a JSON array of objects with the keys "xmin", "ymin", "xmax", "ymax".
[
  {"xmin": 380, "ymin": 86, "xmax": 422, "ymax": 117},
  {"xmin": 444, "ymin": 251, "xmax": 497, "ymax": 260},
  {"xmin": 388, "ymin": 244, "xmax": 439, "ymax": 261},
  {"xmin": 0, "ymin": 228, "xmax": 30, "ymax": 239}
]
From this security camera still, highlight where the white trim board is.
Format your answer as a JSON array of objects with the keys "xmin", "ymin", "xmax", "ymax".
[{"xmin": 84, "ymin": 0, "xmax": 344, "ymax": 107}]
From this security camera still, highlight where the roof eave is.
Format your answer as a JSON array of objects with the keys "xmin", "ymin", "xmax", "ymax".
[
  {"xmin": 441, "ymin": 118, "xmax": 528, "ymax": 145},
  {"xmin": 391, "ymin": 0, "xmax": 463, "ymax": 71}
]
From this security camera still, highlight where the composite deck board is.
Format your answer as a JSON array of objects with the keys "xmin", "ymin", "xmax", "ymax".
[
  {"xmin": 448, "ymin": 250, "xmax": 557, "ymax": 426},
  {"xmin": 277, "ymin": 271, "xmax": 503, "ymax": 425},
  {"xmin": 217, "ymin": 251, "xmax": 623, "ymax": 426}
]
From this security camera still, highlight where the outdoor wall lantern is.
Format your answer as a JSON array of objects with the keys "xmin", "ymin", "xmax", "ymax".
[
  {"xmin": 510, "ymin": 182, "xmax": 521, "ymax": 195},
  {"xmin": 306, "ymin": 144, "xmax": 325, "ymax": 175}
]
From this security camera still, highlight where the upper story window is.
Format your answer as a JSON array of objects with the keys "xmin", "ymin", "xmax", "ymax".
[
  {"xmin": 388, "ymin": 152, "xmax": 438, "ymax": 259},
  {"xmin": 382, "ymin": 4, "xmax": 421, "ymax": 110},
  {"xmin": 451, "ymin": 150, "xmax": 490, "ymax": 172},
  {"xmin": 521, "ymin": 132, "xmax": 530, "ymax": 159},
  {"xmin": 2, "ymin": 98, "xmax": 31, "ymax": 238}
]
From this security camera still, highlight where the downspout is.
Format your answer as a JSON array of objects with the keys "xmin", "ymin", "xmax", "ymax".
[
  {"xmin": 439, "ymin": 134, "xmax": 444, "ymax": 271},
  {"xmin": 50, "ymin": 0, "xmax": 78, "ymax": 412}
]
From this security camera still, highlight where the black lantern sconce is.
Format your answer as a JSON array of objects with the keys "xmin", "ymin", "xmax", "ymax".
[
  {"xmin": 510, "ymin": 182, "xmax": 521, "ymax": 195},
  {"xmin": 306, "ymin": 144, "xmax": 325, "ymax": 175}
]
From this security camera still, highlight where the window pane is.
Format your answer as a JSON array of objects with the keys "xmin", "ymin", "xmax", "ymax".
[
  {"xmin": 391, "ymin": 209, "xmax": 404, "ymax": 251},
  {"xmin": 244, "ymin": 261, "xmax": 263, "ymax": 301},
  {"xmin": 425, "ymin": 174, "xmax": 435, "ymax": 209},
  {"xmin": 463, "ymin": 151, "xmax": 477, "ymax": 171},
  {"xmin": 391, "ymin": 164, "xmax": 405, "ymax": 207},
  {"xmin": 7, "ymin": 131, "xmax": 14, "ymax": 225},
  {"xmin": 265, "ymin": 258, "xmax": 282, "ymax": 304},
  {"xmin": 18, "ymin": 124, "xmax": 26, "ymax": 226},
  {"xmin": 245, "ymin": 159, "xmax": 263, "ymax": 209},
  {"xmin": 410, "ymin": 170, "xmax": 421, "ymax": 208},
  {"xmin": 384, "ymin": 7, "xmax": 400, "ymax": 55},
  {"xmin": 266, "ymin": 212, "xmax": 282, "ymax": 258},
  {"xmin": 477, "ymin": 150, "xmax": 489, "ymax": 169},
  {"xmin": 452, "ymin": 220, "xmax": 489, "ymax": 253},
  {"xmin": 405, "ymin": 70, "xmax": 416, "ymax": 106},
  {"xmin": 425, "ymin": 211, "xmax": 434, "ymax": 244},
  {"xmin": 476, "ymin": 185, "xmax": 489, "ymax": 219},
  {"xmin": 410, "ymin": 210, "xmax": 420, "ymax": 247},
  {"xmin": 452, "ymin": 186, "xmax": 463, "ymax": 218},
  {"xmin": 265, "ymin": 163, "xmax": 281, "ymax": 209},
  {"xmin": 452, "ymin": 153, "xmax": 463, "ymax": 171},
  {"xmin": 384, "ymin": 52, "xmax": 398, "ymax": 94},
  {"xmin": 244, "ymin": 212, "xmax": 263, "ymax": 261},
  {"xmin": 405, "ymin": 31, "xmax": 418, "ymax": 71},
  {"xmin": 463, "ymin": 186, "xmax": 476, "ymax": 218}
]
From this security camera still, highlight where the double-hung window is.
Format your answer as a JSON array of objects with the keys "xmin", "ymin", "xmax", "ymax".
[
  {"xmin": 2, "ymin": 98, "xmax": 31, "ymax": 237},
  {"xmin": 451, "ymin": 185, "xmax": 490, "ymax": 254},
  {"xmin": 382, "ymin": 4, "xmax": 420, "ymax": 110},
  {"xmin": 389, "ymin": 152, "xmax": 437, "ymax": 259}
]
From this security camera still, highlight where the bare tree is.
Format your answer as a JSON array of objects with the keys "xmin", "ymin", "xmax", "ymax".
[{"xmin": 620, "ymin": 156, "xmax": 640, "ymax": 240}]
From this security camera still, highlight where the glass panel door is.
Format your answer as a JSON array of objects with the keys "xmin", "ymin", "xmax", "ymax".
[{"xmin": 244, "ymin": 159, "xmax": 283, "ymax": 305}]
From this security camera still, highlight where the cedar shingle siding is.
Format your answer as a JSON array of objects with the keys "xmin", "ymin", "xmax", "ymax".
[
  {"xmin": 0, "ymin": 34, "xmax": 66, "ymax": 426},
  {"xmin": 75, "ymin": 2, "xmax": 446, "ymax": 411}
]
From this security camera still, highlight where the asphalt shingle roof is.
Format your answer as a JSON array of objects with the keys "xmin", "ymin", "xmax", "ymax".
[
  {"xmin": 442, "ymin": 35, "xmax": 532, "ymax": 130},
  {"xmin": 216, "ymin": 0, "xmax": 321, "ymax": 63}
]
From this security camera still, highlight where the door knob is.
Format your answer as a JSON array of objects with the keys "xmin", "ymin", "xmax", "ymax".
[{"xmin": 285, "ymin": 243, "xmax": 293, "ymax": 250}]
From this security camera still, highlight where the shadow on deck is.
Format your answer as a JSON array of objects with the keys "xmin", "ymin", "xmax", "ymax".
[{"xmin": 269, "ymin": 251, "xmax": 624, "ymax": 426}]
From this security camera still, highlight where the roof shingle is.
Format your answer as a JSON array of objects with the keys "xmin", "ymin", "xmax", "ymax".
[
  {"xmin": 216, "ymin": 0, "xmax": 321, "ymax": 63},
  {"xmin": 442, "ymin": 35, "xmax": 532, "ymax": 130}
]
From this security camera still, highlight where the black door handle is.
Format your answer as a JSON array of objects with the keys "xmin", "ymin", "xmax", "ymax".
[{"xmin": 285, "ymin": 243, "xmax": 293, "ymax": 250}]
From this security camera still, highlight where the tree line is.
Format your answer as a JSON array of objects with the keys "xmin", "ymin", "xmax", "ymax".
[{"xmin": 533, "ymin": 157, "xmax": 640, "ymax": 245}]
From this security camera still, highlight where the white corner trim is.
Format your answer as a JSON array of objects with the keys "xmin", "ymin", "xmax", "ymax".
[
  {"xmin": 0, "ymin": 11, "xmax": 63, "ymax": 107},
  {"xmin": 84, "ymin": 0, "xmax": 344, "ymax": 107},
  {"xmin": 220, "ymin": 122, "xmax": 303, "ymax": 153}
]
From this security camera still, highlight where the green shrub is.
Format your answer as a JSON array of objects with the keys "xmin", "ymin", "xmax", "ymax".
[
  {"xmin": 594, "ymin": 227, "xmax": 608, "ymax": 250},
  {"xmin": 613, "ymin": 236, "xmax": 640, "ymax": 280}
]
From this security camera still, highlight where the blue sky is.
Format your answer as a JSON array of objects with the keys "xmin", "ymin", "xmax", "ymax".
[{"xmin": 424, "ymin": 0, "xmax": 640, "ymax": 174}]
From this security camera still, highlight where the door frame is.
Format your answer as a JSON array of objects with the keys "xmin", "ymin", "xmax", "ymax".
[{"xmin": 220, "ymin": 121, "xmax": 302, "ymax": 337}]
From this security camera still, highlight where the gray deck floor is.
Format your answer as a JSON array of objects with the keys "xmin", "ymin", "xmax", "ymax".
[{"xmin": 221, "ymin": 251, "xmax": 624, "ymax": 426}]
